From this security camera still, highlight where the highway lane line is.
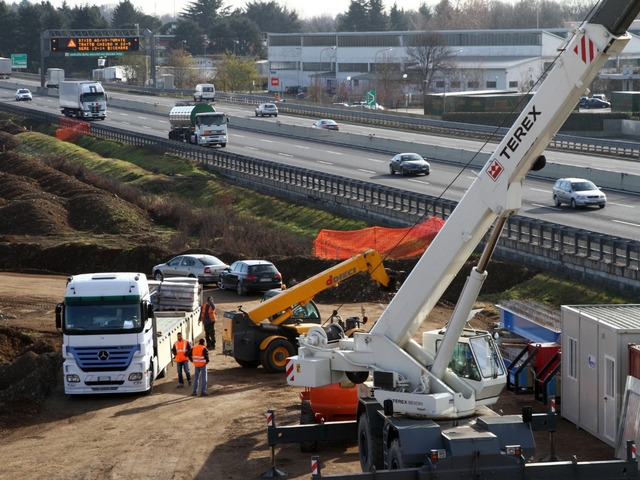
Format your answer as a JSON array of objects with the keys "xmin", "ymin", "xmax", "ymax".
[
  {"xmin": 612, "ymin": 219, "xmax": 640, "ymax": 227},
  {"xmin": 358, "ymin": 169, "xmax": 376, "ymax": 174},
  {"xmin": 531, "ymin": 203, "xmax": 560, "ymax": 210},
  {"xmin": 368, "ymin": 158, "xmax": 384, "ymax": 163},
  {"xmin": 279, "ymin": 153, "xmax": 294, "ymax": 157},
  {"xmin": 318, "ymin": 161, "xmax": 333, "ymax": 165},
  {"xmin": 326, "ymin": 151, "xmax": 342, "ymax": 155},
  {"xmin": 260, "ymin": 139, "xmax": 274, "ymax": 143},
  {"xmin": 608, "ymin": 202, "xmax": 634, "ymax": 208},
  {"xmin": 408, "ymin": 179, "xmax": 430, "ymax": 185},
  {"xmin": 294, "ymin": 145, "xmax": 309, "ymax": 149},
  {"xmin": 244, "ymin": 146, "xmax": 258, "ymax": 150},
  {"xmin": 530, "ymin": 188, "xmax": 551, "ymax": 193}
]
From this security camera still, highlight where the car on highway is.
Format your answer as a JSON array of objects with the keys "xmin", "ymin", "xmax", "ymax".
[
  {"xmin": 218, "ymin": 259, "xmax": 283, "ymax": 295},
  {"xmin": 312, "ymin": 119, "xmax": 339, "ymax": 131},
  {"xmin": 553, "ymin": 177, "xmax": 606, "ymax": 209},
  {"xmin": 581, "ymin": 97, "xmax": 611, "ymax": 109},
  {"xmin": 15, "ymin": 88, "xmax": 32, "ymax": 101},
  {"xmin": 255, "ymin": 103, "xmax": 278, "ymax": 117},
  {"xmin": 389, "ymin": 153, "xmax": 431, "ymax": 176},
  {"xmin": 152, "ymin": 254, "xmax": 229, "ymax": 284}
]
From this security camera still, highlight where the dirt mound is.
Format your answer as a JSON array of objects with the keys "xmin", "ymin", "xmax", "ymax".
[
  {"xmin": 0, "ymin": 131, "xmax": 21, "ymax": 151},
  {"xmin": 0, "ymin": 120, "xmax": 27, "ymax": 135},
  {"xmin": 0, "ymin": 151, "xmax": 154, "ymax": 236}
]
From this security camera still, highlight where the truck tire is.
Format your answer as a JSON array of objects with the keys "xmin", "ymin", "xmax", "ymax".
[
  {"xmin": 235, "ymin": 358, "xmax": 260, "ymax": 368},
  {"xmin": 300, "ymin": 400, "xmax": 318, "ymax": 453},
  {"xmin": 260, "ymin": 339, "xmax": 294, "ymax": 373},
  {"xmin": 157, "ymin": 366, "xmax": 167, "ymax": 379},
  {"xmin": 358, "ymin": 412, "xmax": 383, "ymax": 472},
  {"xmin": 145, "ymin": 361, "xmax": 155, "ymax": 395},
  {"xmin": 388, "ymin": 438, "xmax": 420, "ymax": 469}
]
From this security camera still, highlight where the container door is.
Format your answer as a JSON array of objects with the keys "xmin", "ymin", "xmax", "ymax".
[
  {"xmin": 604, "ymin": 355, "xmax": 616, "ymax": 443},
  {"xmin": 579, "ymin": 318, "xmax": 598, "ymax": 434}
]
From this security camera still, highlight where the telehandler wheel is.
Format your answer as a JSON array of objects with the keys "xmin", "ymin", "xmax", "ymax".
[
  {"xmin": 299, "ymin": 400, "xmax": 318, "ymax": 453},
  {"xmin": 358, "ymin": 412, "xmax": 383, "ymax": 472},
  {"xmin": 388, "ymin": 438, "xmax": 420, "ymax": 469},
  {"xmin": 260, "ymin": 339, "xmax": 294, "ymax": 373},
  {"xmin": 235, "ymin": 358, "xmax": 260, "ymax": 368}
]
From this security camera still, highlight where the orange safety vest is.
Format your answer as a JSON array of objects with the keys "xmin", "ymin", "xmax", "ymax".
[
  {"xmin": 200, "ymin": 302, "xmax": 217, "ymax": 324},
  {"xmin": 191, "ymin": 344, "xmax": 207, "ymax": 368},
  {"xmin": 174, "ymin": 338, "xmax": 189, "ymax": 363}
]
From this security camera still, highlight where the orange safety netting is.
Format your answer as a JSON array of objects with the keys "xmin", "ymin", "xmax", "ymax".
[
  {"xmin": 55, "ymin": 117, "xmax": 91, "ymax": 143},
  {"xmin": 313, "ymin": 216, "xmax": 445, "ymax": 260}
]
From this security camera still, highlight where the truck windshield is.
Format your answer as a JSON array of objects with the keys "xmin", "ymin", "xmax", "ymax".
[
  {"xmin": 200, "ymin": 115, "xmax": 226, "ymax": 126},
  {"xmin": 83, "ymin": 92, "xmax": 104, "ymax": 103},
  {"xmin": 65, "ymin": 303, "xmax": 142, "ymax": 334}
]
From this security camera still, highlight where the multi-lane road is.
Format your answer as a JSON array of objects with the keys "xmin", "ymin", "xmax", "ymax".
[{"xmin": 2, "ymin": 80, "xmax": 640, "ymax": 241}]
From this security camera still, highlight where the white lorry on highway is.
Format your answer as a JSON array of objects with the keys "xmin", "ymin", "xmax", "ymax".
[
  {"xmin": 45, "ymin": 68, "xmax": 64, "ymax": 88},
  {"xmin": 168, "ymin": 103, "xmax": 229, "ymax": 147},
  {"xmin": 59, "ymin": 80, "xmax": 107, "ymax": 120},
  {"xmin": 0, "ymin": 57, "xmax": 11, "ymax": 79},
  {"xmin": 56, "ymin": 273, "xmax": 202, "ymax": 395}
]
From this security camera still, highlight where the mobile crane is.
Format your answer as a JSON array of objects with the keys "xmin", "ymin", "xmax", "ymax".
[
  {"xmin": 221, "ymin": 249, "xmax": 400, "ymax": 373},
  {"xmin": 285, "ymin": 0, "xmax": 640, "ymax": 476}
]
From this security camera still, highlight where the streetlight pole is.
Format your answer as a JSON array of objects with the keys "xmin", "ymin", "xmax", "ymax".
[
  {"xmin": 402, "ymin": 73, "xmax": 408, "ymax": 112},
  {"xmin": 374, "ymin": 48, "xmax": 393, "ymax": 71},
  {"xmin": 346, "ymin": 76, "xmax": 351, "ymax": 104},
  {"xmin": 295, "ymin": 47, "xmax": 302, "ymax": 89}
]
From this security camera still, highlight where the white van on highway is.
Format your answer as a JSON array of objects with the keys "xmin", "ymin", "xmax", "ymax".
[{"xmin": 194, "ymin": 84, "xmax": 216, "ymax": 102}]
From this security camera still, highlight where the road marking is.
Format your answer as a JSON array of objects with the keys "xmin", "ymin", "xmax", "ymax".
[
  {"xmin": 318, "ymin": 161, "xmax": 333, "ymax": 165},
  {"xmin": 234, "ymin": 134, "xmax": 244, "ymax": 137},
  {"xmin": 608, "ymin": 202, "xmax": 634, "ymax": 208},
  {"xmin": 279, "ymin": 153, "xmax": 294, "ymax": 157},
  {"xmin": 142, "ymin": 125, "xmax": 151, "ymax": 129},
  {"xmin": 245, "ymin": 146, "xmax": 258, "ymax": 150},
  {"xmin": 326, "ymin": 151, "xmax": 342, "ymax": 155},
  {"xmin": 368, "ymin": 158, "xmax": 384, "ymax": 163},
  {"xmin": 121, "ymin": 121, "xmax": 131, "ymax": 125},
  {"xmin": 120, "ymin": 113, "xmax": 129, "ymax": 116},
  {"xmin": 612, "ymin": 219, "xmax": 640, "ymax": 228},
  {"xmin": 358, "ymin": 169, "xmax": 376, "ymax": 174},
  {"xmin": 409, "ymin": 179, "xmax": 430, "ymax": 185},
  {"xmin": 294, "ymin": 145, "xmax": 309, "ymax": 149},
  {"xmin": 261, "ymin": 139, "xmax": 274, "ymax": 143},
  {"xmin": 138, "ymin": 116, "xmax": 147, "ymax": 120},
  {"xmin": 531, "ymin": 203, "xmax": 560, "ymax": 210},
  {"xmin": 530, "ymin": 188, "xmax": 551, "ymax": 193}
]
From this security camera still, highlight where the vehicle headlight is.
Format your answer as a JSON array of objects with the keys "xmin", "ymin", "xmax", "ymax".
[
  {"xmin": 129, "ymin": 372, "xmax": 143, "ymax": 381},
  {"xmin": 66, "ymin": 374, "xmax": 80, "ymax": 382}
]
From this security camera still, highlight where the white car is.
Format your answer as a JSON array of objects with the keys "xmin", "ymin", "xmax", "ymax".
[
  {"xmin": 255, "ymin": 103, "xmax": 278, "ymax": 117},
  {"xmin": 15, "ymin": 89, "xmax": 32, "ymax": 101}
]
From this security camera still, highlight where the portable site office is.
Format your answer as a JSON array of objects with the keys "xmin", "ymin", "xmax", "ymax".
[{"xmin": 561, "ymin": 304, "xmax": 640, "ymax": 448}]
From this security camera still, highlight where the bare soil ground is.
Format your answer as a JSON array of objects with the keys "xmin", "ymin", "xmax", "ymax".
[{"xmin": 0, "ymin": 273, "xmax": 619, "ymax": 480}]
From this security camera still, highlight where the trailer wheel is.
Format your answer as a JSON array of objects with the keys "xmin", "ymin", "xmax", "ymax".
[
  {"xmin": 388, "ymin": 438, "xmax": 419, "ymax": 469},
  {"xmin": 260, "ymin": 339, "xmax": 294, "ymax": 373},
  {"xmin": 300, "ymin": 399, "xmax": 318, "ymax": 453},
  {"xmin": 235, "ymin": 358, "xmax": 260, "ymax": 368},
  {"xmin": 358, "ymin": 412, "xmax": 383, "ymax": 472}
]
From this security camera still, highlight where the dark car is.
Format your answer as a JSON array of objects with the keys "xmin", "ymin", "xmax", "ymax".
[
  {"xmin": 582, "ymin": 98, "xmax": 611, "ymax": 109},
  {"xmin": 389, "ymin": 153, "xmax": 431, "ymax": 176},
  {"xmin": 218, "ymin": 260, "xmax": 283, "ymax": 295},
  {"xmin": 152, "ymin": 254, "xmax": 229, "ymax": 284},
  {"xmin": 312, "ymin": 119, "xmax": 339, "ymax": 131},
  {"xmin": 553, "ymin": 177, "xmax": 606, "ymax": 209}
]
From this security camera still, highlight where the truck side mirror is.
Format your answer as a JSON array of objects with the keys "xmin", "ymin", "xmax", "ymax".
[
  {"xmin": 55, "ymin": 303, "xmax": 63, "ymax": 329},
  {"xmin": 226, "ymin": 117, "xmax": 230, "ymax": 123},
  {"xmin": 147, "ymin": 303, "xmax": 155, "ymax": 319}
]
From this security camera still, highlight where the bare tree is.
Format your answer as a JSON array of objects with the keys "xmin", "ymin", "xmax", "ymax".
[{"xmin": 405, "ymin": 31, "xmax": 455, "ymax": 96}]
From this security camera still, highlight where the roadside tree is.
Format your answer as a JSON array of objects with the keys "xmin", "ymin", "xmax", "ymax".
[{"xmin": 215, "ymin": 53, "xmax": 261, "ymax": 93}]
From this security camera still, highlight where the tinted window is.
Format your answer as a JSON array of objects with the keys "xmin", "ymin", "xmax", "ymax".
[
  {"xmin": 200, "ymin": 256, "xmax": 225, "ymax": 266},
  {"xmin": 572, "ymin": 181, "xmax": 597, "ymax": 191},
  {"xmin": 250, "ymin": 265, "xmax": 276, "ymax": 274}
]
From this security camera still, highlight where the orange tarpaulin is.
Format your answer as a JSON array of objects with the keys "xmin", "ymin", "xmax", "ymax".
[
  {"xmin": 313, "ymin": 216, "xmax": 445, "ymax": 260},
  {"xmin": 56, "ymin": 117, "xmax": 91, "ymax": 143}
]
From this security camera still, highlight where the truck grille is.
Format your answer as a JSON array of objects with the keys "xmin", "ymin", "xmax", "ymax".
[{"xmin": 68, "ymin": 345, "xmax": 138, "ymax": 372}]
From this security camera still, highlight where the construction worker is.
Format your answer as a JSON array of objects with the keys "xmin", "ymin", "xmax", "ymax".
[
  {"xmin": 200, "ymin": 296, "xmax": 216, "ymax": 349},
  {"xmin": 189, "ymin": 338, "xmax": 209, "ymax": 397},
  {"xmin": 171, "ymin": 332, "xmax": 192, "ymax": 388}
]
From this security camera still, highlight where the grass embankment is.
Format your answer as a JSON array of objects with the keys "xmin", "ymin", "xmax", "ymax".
[{"xmin": 9, "ymin": 116, "xmax": 636, "ymax": 307}]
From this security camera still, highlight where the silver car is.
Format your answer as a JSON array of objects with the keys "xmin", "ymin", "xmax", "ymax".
[
  {"xmin": 15, "ymin": 88, "xmax": 32, "ymax": 101},
  {"xmin": 389, "ymin": 153, "xmax": 430, "ymax": 176},
  {"xmin": 152, "ymin": 254, "xmax": 229, "ymax": 284},
  {"xmin": 255, "ymin": 103, "xmax": 278, "ymax": 117},
  {"xmin": 553, "ymin": 178, "xmax": 606, "ymax": 209}
]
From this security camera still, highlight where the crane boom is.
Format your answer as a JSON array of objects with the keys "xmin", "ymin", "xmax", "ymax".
[{"xmin": 287, "ymin": 0, "xmax": 640, "ymax": 422}]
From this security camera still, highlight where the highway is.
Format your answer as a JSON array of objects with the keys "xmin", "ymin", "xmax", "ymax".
[{"xmin": 2, "ymin": 80, "xmax": 640, "ymax": 242}]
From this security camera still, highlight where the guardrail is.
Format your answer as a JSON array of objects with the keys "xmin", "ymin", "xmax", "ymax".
[{"xmin": 1, "ymin": 101, "xmax": 638, "ymax": 295}]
